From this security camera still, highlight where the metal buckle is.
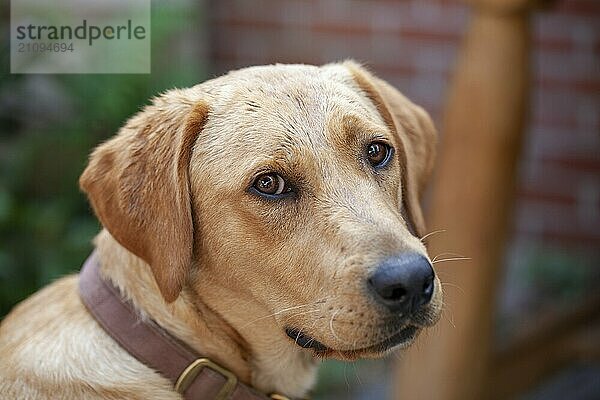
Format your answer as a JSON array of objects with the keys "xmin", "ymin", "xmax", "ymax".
[{"xmin": 175, "ymin": 358, "xmax": 238, "ymax": 400}]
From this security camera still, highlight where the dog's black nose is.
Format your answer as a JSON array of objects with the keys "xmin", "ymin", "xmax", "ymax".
[{"xmin": 368, "ymin": 253, "xmax": 435, "ymax": 314}]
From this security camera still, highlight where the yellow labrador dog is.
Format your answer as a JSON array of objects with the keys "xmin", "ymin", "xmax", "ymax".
[{"xmin": 0, "ymin": 61, "xmax": 441, "ymax": 399}]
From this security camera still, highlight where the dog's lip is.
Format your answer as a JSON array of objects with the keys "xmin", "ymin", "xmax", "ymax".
[
  {"xmin": 285, "ymin": 328, "xmax": 329, "ymax": 352},
  {"xmin": 284, "ymin": 325, "xmax": 419, "ymax": 355},
  {"xmin": 359, "ymin": 325, "xmax": 419, "ymax": 353}
]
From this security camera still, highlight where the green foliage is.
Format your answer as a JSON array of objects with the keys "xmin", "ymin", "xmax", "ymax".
[
  {"xmin": 0, "ymin": 2, "xmax": 207, "ymax": 318},
  {"xmin": 524, "ymin": 247, "xmax": 595, "ymax": 305}
]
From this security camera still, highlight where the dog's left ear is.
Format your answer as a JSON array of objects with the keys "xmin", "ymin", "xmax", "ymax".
[
  {"xmin": 345, "ymin": 61, "xmax": 437, "ymax": 237},
  {"xmin": 80, "ymin": 98, "xmax": 209, "ymax": 303}
]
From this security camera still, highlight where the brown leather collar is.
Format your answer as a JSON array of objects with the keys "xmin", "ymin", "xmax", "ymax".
[{"xmin": 79, "ymin": 251, "xmax": 288, "ymax": 400}]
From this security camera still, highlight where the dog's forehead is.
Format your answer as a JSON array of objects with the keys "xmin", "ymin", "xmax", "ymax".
[{"xmin": 196, "ymin": 64, "xmax": 384, "ymax": 162}]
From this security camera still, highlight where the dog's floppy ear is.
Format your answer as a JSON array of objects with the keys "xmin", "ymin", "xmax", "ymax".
[
  {"xmin": 345, "ymin": 61, "xmax": 437, "ymax": 237},
  {"xmin": 80, "ymin": 97, "xmax": 209, "ymax": 302}
]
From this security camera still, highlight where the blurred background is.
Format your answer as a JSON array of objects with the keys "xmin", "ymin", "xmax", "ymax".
[{"xmin": 0, "ymin": 0, "xmax": 598, "ymax": 399}]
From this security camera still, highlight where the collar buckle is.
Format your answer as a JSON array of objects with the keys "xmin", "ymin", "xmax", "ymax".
[{"xmin": 175, "ymin": 357, "xmax": 238, "ymax": 400}]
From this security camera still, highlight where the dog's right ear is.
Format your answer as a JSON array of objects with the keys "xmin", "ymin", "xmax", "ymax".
[
  {"xmin": 80, "ymin": 97, "xmax": 209, "ymax": 303},
  {"xmin": 344, "ymin": 61, "xmax": 437, "ymax": 238}
]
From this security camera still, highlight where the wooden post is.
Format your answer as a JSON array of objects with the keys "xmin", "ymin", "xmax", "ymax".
[
  {"xmin": 393, "ymin": 1, "xmax": 542, "ymax": 399},
  {"xmin": 489, "ymin": 294, "xmax": 600, "ymax": 399}
]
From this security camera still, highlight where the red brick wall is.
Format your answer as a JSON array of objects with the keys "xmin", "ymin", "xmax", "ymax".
[{"xmin": 208, "ymin": 0, "xmax": 600, "ymax": 252}]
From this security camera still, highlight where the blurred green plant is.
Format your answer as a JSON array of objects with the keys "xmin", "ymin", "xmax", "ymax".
[
  {"xmin": 314, "ymin": 359, "xmax": 389, "ymax": 398},
  {"xmin": 0, "ymin": 1, "xmax": 207, "ymax": 318},
  {"xmin": 495, "ymin": 243, "xmax": 598, "ymax": 346},
  {"xmin": 524, "ymin": 246, "xmax": 595, "ymax": 307}
]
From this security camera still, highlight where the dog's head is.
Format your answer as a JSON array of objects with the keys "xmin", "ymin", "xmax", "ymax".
[{"xmin": 80, "ymin": 62, "xmax": 441, "ymax": 361}]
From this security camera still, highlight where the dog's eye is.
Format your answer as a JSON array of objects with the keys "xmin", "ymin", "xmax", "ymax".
[
  {"xmin": 253, "ymin": 173, "xmax": 289, "ymax": 196},
  {"xmin": 366, "ymin": 141, "xmax": 393, "ymax": 168}
]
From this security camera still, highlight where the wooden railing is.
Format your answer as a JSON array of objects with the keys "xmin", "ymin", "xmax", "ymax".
[{"xmin": 391, "ymin": 1, "xmax": 600, "ymax": 399}]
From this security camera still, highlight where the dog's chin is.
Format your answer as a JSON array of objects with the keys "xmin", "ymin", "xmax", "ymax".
[{"xmin": 285, "ymin": 325, "xmax": 420, "ymax": 360}]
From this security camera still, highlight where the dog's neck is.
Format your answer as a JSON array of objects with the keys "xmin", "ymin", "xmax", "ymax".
[{"xmin": 93, "ymin": 230, "xmax": 319, "ymax": 398}]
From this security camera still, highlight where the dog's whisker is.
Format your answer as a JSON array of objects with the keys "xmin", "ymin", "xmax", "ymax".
[
  {"xmin": 441, "ymin": 307, "xmax": 456, "ymax": 329},
  {"xmin": 241, "ymin": 308, "xmax": 322, "ymax": 331},
  {"xmin": 342, "ymin": 354, "xmax": 350, "ymax": 389},
  {"xmin": 431, "ymin": 252, "xmax": 468, "ymax": 262},
  {"xmin": 420, "ymin": 229, "xmax": 446, "ymax": 242},
  {"xmin": 294, "ymin": 329, "xmax": 303, "ymax": 346},
  {"xmin": 443, "ymin": 314, "xmax": 456, "ymax": 329},
  {"xmin": 352, "ymin": 360, "xmax": 363, "ymax": 386},
  {"xmin": 431, "ymin": 256, "xmax": 471, "ymax": 265},
  {"xmin": 440, "ymin": 282, "xmax": 466, "ymax": 295},
  {"xmin": 332, "ymin": 292, "xmax": 371, "ymax": 299},
  {"xmin": 329, "ymin": 309, "xmax": 344, "ymax": 344},
  {"xmin": 294, "ymin": 325, "xmax": 310, "ymax": 348},
  {"xmin": 393, "ymin": 350, "xmax": 403, "ymax": 362},
  {"xmin": 239, "ymin": 303, "xmax": 322, "ymax": 329},
  {"xmin": 286, "ymin": 309, "xmax": 322, "ymax": 320}
]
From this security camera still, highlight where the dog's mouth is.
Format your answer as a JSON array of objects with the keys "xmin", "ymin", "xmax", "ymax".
[
  {"xmin": 285, "ymin": 325, "xmax": 419, "ymax": 357},
  {"xmin": 285, "ymin": 328, "xmax": 330, "ymax": 352}
]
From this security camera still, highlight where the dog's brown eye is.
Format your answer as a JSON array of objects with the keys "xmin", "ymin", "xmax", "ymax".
[
  {"xmin": 253, "ymin": 173, "xmax": 288, "ymax": 196},
  {"xmin": 367, "ymin": 141, "xmax": 392, "ymax": 168}
]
